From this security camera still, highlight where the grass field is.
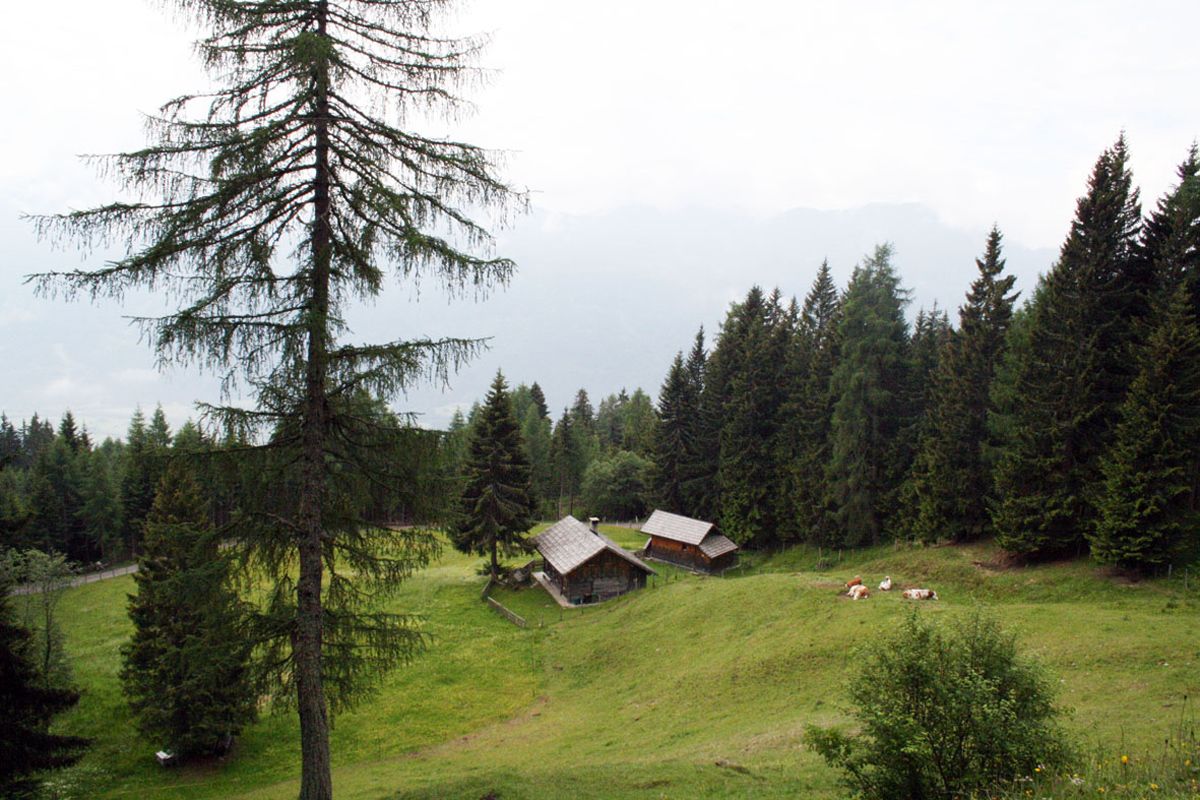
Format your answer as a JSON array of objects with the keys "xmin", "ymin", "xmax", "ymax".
[{"xmin": 44, "ymin": 526, "xmax": 1200, "ymax": 799}]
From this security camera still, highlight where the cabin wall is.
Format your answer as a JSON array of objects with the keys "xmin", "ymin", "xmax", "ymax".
[
  {"xmin": 645, "ymin": 536, "xmax": 708, "ymax": 570},
  {"xmin": 556, "ymin": 550, "xmax": 647, "ymax": 604},
  {"xmin": 645, "ymin": 536, "xmax": 737, "ymax": 573}
]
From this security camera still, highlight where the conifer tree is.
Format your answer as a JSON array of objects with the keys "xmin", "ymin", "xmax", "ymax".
[
  {"xmin": 119, "ymin": 409, "xmax": 156, "ymax": 557},
  {"xmin": 78, "ymin": 451, "xmax": 124, "ymax": 562},
  {"xmin": 529, "ymin": 382, "xmax": 550, "ymax": 421},
  {"xmin": 550, "ymin": 409, "xmax": 582, "ymax": 516},
  {"xmin": 1090, "ymin": 280, "xmax": 1200, "ymax": 570},
  {"xmin": 993, "ymin": 138, "xmax": 1143, "ymax": 558},
  {"xmin": 450, "ymin": 373, "xmax": 535, "ymax": 578},
  {"xmin": 120, "ymin": 463, "xmax": 256, "ymax": 758},
  {"xmin": 620, "ymin": 389, "xmax": 657, "ymax": 457},
  {"xmin": 826, "ymin": 245, "xmax": 911, "ymax": 546},
  {"xmin": 596, "ymin": 390, "xmax": 628, "ymax": 452},
  {"xmin": 33, "ymin": 0, "xmax": 520, "ymax": 795},
  {"xmin": 519, "ymin": 404, "xmax": 554, "ymax": 515},
  {"xmin": 711, "ymin": 287, "xmax": 791, "ymax": 546},
  {"xmin": 680, "ymin": 328, "xmax": 717, "ymax": 517},
  {"xmin": 0, "ymin": 573, "xmax": 88, "ymax": 796},
  {"xmin": 57, "ymin": 412, "xmax": 82, "ymax": 455},
  {"xmin": 1141, "ymin": 145, "xmax": 1200, "ymax": 303},
  {"xmin": 0, "ymin": 415, "xmax": 21, "ymax": 469},
  {"xmin": 788, "ymin": 262, "xmax": 841, "ymax": 544},
  {"xmin": 908, "ymin": 229, "xmax": 1017, "ymax": 543},
  {"xmin": 652, "ymin": 353, "xmax": 692, "ymax": 513}
]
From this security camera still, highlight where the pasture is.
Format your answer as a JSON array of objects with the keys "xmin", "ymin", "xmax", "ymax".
[{"xmin": 46, "ymin": 527, "xmax": 1199, "ymax": 799}]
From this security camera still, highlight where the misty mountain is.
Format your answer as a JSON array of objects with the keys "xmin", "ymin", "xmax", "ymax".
[{"xmin": 0, "ymin": 203, "xmax": 1056, "ymax": 437}]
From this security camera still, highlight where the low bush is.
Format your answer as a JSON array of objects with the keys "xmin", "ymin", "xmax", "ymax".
[{"xmin": 807, "ymin": 609, "xmax": 1072, "ymax": 799}]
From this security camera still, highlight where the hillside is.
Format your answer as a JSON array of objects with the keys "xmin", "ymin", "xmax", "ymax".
[{"xmin": 48, "ymin": 528, "xmax": 1199, "ymax": 799}]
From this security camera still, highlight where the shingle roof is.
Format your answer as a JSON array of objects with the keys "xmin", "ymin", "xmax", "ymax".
[
  {"xmin": 640, "ymin": 509, "xmax": 715, "ymax": 546},
  {"xmin": 535, "ymin": 516, "xmax": 655, "ymax": 576},
  {"xmin": 698, "ymin": 533, "xmax": 739, "ymax": 559},
  {"xmin": 641, "ymin": 509, "xmax": 739, "ymax": 560}
]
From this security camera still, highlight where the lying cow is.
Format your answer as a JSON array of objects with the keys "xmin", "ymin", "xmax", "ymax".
[
  {"xmin": 902, "ymin": 588, "xmax": 938, "ymax": 600},
  {"xmin": 845, "ymin": 575, "xmax": 863, "ymax": 590},
  {"xmin": 879, "ymin": 576, "xmax": 892, "ymax": 591},
  {"xmin": 848, "ymin": 584, "xmax": 870, "ymax": 600}
]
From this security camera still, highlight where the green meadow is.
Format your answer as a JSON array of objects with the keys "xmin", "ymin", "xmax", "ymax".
[{"xmin": 46, "ymin": 526, "xmax": 1200, "ymax": 799}]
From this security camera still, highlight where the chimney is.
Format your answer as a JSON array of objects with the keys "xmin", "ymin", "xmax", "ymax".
[{"xmin": 589, "ymin": 517, "xmax": 600, "ymax": 534}]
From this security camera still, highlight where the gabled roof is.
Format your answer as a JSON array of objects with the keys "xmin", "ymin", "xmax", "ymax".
[
  {"xmin": 641, "ymin": 509, "xmax": 739, "ymax": 560},
  {"xmin": 535, "ymin": 516, "xmax": 655, "ymax": 576},
  {"xmin": 640, "ymin": 509, "xmax": 715, "ymax": 546},
  {"xmin": 698, "ymin": 533, "xmax": 739, "ymax": 559}
]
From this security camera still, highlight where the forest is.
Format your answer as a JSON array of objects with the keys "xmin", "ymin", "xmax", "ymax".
[
  {"xmin": 2, "ymin": 0, "xmax": 1198, "ymax": 796},
  {"xmin": 440, "ymin": 136, "xmax": 1200, "ymax": 576},
  {"xmin": 7, "ymin": 137, "xmax": 1200, "ymax": 580}
]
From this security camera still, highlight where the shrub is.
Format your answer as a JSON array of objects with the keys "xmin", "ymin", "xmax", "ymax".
[{"xmin": 807, "ymin": 609, "xmax": 1071, "ymax": 800}]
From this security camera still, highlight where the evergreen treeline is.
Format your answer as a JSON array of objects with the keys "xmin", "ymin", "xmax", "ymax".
[
  {"xmin": 0, "ymin": 406, "xmax": 181, "ymax": 563},
  {"xmin": 444, "ymin": 380, "xmax": 659, "ymax": 523},
  {"xmin": 641, "ymin": 135, "xmax": 1200, "ymax": 573},
  {"xmin": 445, "ymin": 138, "xmax": 1200, "ymax": 575}
]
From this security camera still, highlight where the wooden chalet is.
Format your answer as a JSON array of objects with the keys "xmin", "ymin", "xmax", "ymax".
[
  {"xmin": 534, "ymin": 516, "xmax": 655, "ymax": 605},
  {"xmin": 640, "ymin": 509, "xmax": 738, "ymax": 573}
]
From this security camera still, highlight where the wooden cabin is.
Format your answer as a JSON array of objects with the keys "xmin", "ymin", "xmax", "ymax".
[
  {"xmin": 640, "ymin": 509, "xmax": 739, "ymax": 573},
  {"xmin": 534, "ymin": 516, "xmax": 655, "ymax": 605}
]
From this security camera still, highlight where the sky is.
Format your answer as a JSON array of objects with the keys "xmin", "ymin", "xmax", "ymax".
[{"xmin": 2, "ymin": 0, "xmax": 1198, "ymax": 438}]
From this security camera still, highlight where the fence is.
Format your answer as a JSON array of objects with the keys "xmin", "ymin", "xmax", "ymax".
[
  {"xmin": 479, "ymin": 575, "xmax": 529, "ymax": 629},
  {"xmin": 485, "ymin": 596, "xmax": 527, "ymax": 628},
  {"xmin": 10, "ymin": 564, "xmax": 138, "ymax": 596}
]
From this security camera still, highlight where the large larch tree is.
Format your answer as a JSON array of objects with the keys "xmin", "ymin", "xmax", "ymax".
[{"xmin": 32, "ymin": 1, "xmax": 522, "ymax": 797}]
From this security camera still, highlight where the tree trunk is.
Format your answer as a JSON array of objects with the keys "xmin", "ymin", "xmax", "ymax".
[
  {"xmin": 490, "ymin": 535, "xmax": 498, "ymax": 581},
  {"xmin": 296, "ymin": 3, "xmax": 334, "ymax": 799}
]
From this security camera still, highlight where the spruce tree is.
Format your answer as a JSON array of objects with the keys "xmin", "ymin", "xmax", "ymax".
[
  {"xmin": 120, "ymin": 463, "xmax": 256, "ymax": 758},
  {"xmin": 789, "ymin": 262, "xmax": 842, "ymax": 544},
  {"xmin": 716, "ymin": 287, "xmax": 791, "ymax": 547},
  {"xmin": 620, "ymin": 389, "xmax": 657, "ymax": 457},
  {"xmin": 826, "ymin": 245, "xmax": 911, "ymax": 546},
  {"xmin": 78, "ymin": 451, "xmax": 124, "ymax": 562},
  {"xmin": 119, "ymin": 409, "xmax": 156, "ymax": 557},
  {"xmin": 993, "ymin": 137, "xmax": 1143, "ymax": 558},
  {"xmin": 680, "ymin": 328, "xmax": 717, "ymax": 517},
  {"xmin": 596, "ymin": 390, "xmax": 628, "ymax": 452},
  {"xmin": 529, "ymin": 382, "xmax": 550, "ymax": 421},
  {"xmin": 1141, "ymin": 145, "xmax": 1200, "ymax": 303},
  {"xmin": 0, "ymin": 573, "xmax": 88, "ymax": 797},
  {"xmin": 1090, "ymin": 282, "xmax": 1200, "ymax": 570},
  {"xmin": 550, "ymin": 409, "xmax": 582, "ymax": 516},
  {"xmin": 652, "ymin": 353, "xmax": 692, "ymax": 513},
  {"xmin": 908, "ymin": 229, "xmax": 1018, "ymax": 543},
  {"xmin": 519, "ymin": 404, "xmax": 554, "ymax": 516},
  {"xmin": 450, "ymin": 372, "xmax": 535, "ymax": 579},
  {"xmin": 32, "ymin": 0, "xmax": 520, "ymax": 795}
]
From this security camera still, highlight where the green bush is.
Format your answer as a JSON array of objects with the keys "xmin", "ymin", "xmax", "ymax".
[{"xmin": 807, "ymin": 609, "xmax": 1071, "ymax": 800}]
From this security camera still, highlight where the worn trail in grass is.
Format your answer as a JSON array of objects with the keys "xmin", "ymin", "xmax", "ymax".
[{"xmin": 52, "ymin": 530, "xmax": 1199, "ymax": 799}]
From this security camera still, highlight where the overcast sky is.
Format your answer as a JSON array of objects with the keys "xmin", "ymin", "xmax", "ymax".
[{"xmin": 2, "ymin": 1, "xmax": 1198, "ymax": 438}]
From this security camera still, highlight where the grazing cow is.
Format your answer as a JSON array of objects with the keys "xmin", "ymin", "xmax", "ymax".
[
  {"xmin": 902, "ymin": 588, "xmax": 938, "ymax": 600},
  {"xmin": 845, "ymin": 575, "xmax": 863, "ymax": 590},
  {"xmin": 848, "ymin": 584, "xmax": 870, "ymax": 600},
  {"xmin": 879, "ymin": 576, "xmax": 893, "ymax": 591}
]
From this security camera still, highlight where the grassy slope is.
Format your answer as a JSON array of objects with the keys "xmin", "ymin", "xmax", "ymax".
[{"xmin": 49, "ymin": 528, "xmax": 1199, "ymax": 800}]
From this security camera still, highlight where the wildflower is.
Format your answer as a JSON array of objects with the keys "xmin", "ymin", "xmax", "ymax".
[
  {"xmin": 1150, "ymin": 783, "xmax": 1159, "ymax": 791},
  {"xmin": 1121, "ymin": 755, "xmax": 1129, "ymax": 765},
  {"xmin": 1071, "ymin": 777, "xmax": 1085, "ymax": 786}
]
